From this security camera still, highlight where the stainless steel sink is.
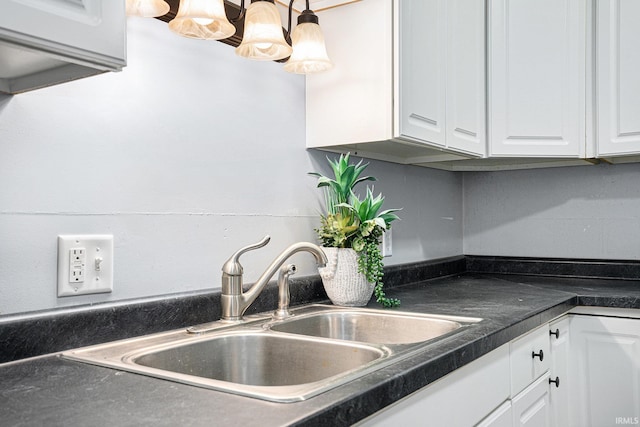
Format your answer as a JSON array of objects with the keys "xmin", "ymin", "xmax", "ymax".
[
  {"xmin": 63, "ymin": 305, "xmax": 481, "ymax": 403},
  {"xmin": 130, "ymin": 331, "xmax": 385, "ymax": 387},
  {"xmin": 269, "ymin": 308, "xmax": 470, "ymax": 345}
]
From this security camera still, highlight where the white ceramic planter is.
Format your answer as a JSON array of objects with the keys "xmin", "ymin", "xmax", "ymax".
[{"xmin": 318, "ymin": 247, "xmax": 375, "ymax": 306}]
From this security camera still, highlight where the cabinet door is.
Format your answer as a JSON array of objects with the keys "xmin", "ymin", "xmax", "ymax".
[
  {"xmin": 548, "ymin": 317, "xmax": 570, "ymax": 427},
  {"xmin": 446, "ymin": 0, "xmax": 486, "ymax": 156},
  {"xmin": 477, "ymin": 401, "xmax": 513, "ymax": 427},
  {"xmin": 596, "ymin": 0, "xmax": 640, "ymax": 156},
  {"xmin": 512, "ymin": 374, "xmax": 552, "ymax": 427},
  {"xmin": 0, "ymin": 0, "xmax": 125, "ymax": 67},
  {"xmin": 399, "ymin": 0, "xmax": 446, "ymax": 147},
  {"xmin": 489, "ymin": 0, "xmax": 585, "ymax": 157},
  {"xmin": 570, "ymin": 315, "xmax": 640, "ymax": 427}
]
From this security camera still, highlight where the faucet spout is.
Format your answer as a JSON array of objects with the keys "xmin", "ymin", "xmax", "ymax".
[
  {"xmin": 220, "ymin": 239, "xmax": 327, "ymax": 321},
  {"xmin": 273, "ymin": 263, "xmax": 297, "ymax": 320}
]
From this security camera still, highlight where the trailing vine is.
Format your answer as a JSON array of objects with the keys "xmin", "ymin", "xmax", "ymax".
[{"xmin": 357, "ymin": 236, "xmax": 400, "ymax": 308}]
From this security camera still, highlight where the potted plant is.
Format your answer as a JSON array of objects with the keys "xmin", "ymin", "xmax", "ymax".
[{"xmin": 310, "ymin": 153, "xmax": 401, "ymax": 307}]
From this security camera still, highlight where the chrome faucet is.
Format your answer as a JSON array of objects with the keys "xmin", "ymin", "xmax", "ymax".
[{"xmin": 220, "ymin": 236, "xmax": 328, "ymax": 321}]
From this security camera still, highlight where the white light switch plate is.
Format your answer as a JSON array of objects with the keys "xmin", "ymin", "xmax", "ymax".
[{"xmin": 57, "ymin": 235, "xmax": 113, "ymax": 297}]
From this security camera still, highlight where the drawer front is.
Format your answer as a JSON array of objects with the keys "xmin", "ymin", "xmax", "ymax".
[{"xmin": 510, "ymin": 325, "xmax": 550, "ymax": 397}]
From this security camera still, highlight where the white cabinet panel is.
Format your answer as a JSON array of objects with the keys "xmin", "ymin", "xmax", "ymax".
[
  {"xmin": 305, "ymin": 0, "xmax": 394, "ymax": 148},
  {"xmin": 399, "ymin": 0, "xmax": 485, "ymax": 156},
  {"xmin": 596, "ymin": 0, "xmax": 640, "ymax": 156},
  {"xmin": 399, "ymin": 0, "xmax": 446, "ymax": 147},
  {"xmin": 548, "ymin": 318, "xmax": 570, "ymax": 427},
  {"xmin": 489, "ymin": 0, "xmax": 585, "ymax": 157},
  {"xmin": 512, "ymin": 374, "xmax": 552, "ymax": 427},
  {"xmin": 570, "ymin": 315, "xmax": 640, "ymax": 427},
  {"xmin": 446, "ymin": 0, "xmax": 486, "ymax": 155}
]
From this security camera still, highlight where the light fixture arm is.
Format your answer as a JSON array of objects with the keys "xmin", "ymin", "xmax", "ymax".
[
  {"xmin": 287, "ymin": 0, "xmax": 296, "ymax": 42},
  {"xmin": 229, "ymin": 0, "xmax": 246, "ymax": 23}
]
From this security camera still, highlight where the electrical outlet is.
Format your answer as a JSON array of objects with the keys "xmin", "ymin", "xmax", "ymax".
[
  {"xmin": 382, "ymin": 228, "xmax": 392, "ymax": 257},
  {"xmin": 57, "ymin": 235, "xmax": 113, "ymax": 297},
  {"xmin": 69, "ymin": 248, "xmax": 86, "ymax": 283}
]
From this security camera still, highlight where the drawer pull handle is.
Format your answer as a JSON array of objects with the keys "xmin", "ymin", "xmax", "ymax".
[
  {"xmin": 549, "ymin": 376, "xmax": 560, "ymax": 388},
  {"xmin": 532, "ymin": 350, "xmax": 544, "ymax": 361},
  {"xmin": 550, "ymin": 329, "xmax": 560, "ymax": 339}
]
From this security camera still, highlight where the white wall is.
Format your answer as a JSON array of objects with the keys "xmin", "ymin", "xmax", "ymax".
[
  {"xmin": 0, "ymin": 18, "xmax": 463, "ymax": 315},
  {"xmin": 463, "ymin": 162, "xmax": 640, "ymax": 259}
]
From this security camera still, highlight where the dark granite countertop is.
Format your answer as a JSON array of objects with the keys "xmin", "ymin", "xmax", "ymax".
[{"xmin": 1, "ymin": 272, "xmax": 640, "ymax": 427}]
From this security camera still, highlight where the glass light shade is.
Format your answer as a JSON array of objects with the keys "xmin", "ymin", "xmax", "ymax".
[
  {"xmin": 284, "ymin": 22, "xmax": 333, "ymax": 74},
  {"xmin": 168, "ymin": 0, "xmax": 236, "ymax": 40},
  {"xmin": 126, "ymin": 0, "xmax": 170, "ymax": 18},
  {"xmin": 235, "ymin": 1, "xmax": 293, "ymax": 61}
]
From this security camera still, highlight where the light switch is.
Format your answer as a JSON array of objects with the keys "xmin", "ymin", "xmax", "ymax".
[{"xmin": 57, "ymin": 235, "xmax": 113, "ymax": 297}]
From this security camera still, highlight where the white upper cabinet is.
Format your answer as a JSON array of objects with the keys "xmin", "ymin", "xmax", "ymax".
[
  {"xmin": 0, "ymin": 0, "xmax": 126, "ymax": 94},
  {"xmin": 306, "ymin": 0, "xmax": 394, "ymax": 151},
  {"xmin": 489, "ymin": 0, "xmax": 586, "ymax": 157},
  {"xmin": 596, "ymin": 0, "xmax": 640, "ymax": 157},
  {"xmin": 445, "ymin": 0, "xmax": 487, "ymax": 156},
  {"xmin": 307, "ymin": 0, "xmax": 640, "ymax": 169},
  {"xmin": 399, "ymin": 0, "xmax": 486, "ymax": 156},
  {"xmin": 306, "ymin": 0, "xmax": 486, "ymax": 163},
  {"xmin": 399, "ymin": 0, "xmax": 446, "ymax": 148}
]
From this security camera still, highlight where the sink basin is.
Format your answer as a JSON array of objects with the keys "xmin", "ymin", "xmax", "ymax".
[
  {"xmin": 130, "ymin": 332, "xmax": 384, "ymax": 387},
  {"xmin": 64, "ymin": 327, "xmax": 390, "ymax": 402},
  {"xmin": 62, "ymin": 305, "xmax": 481, "ymax": 402},
  {"xmin": 269, "ymin": 310, "xmax": 467, "ymax": 345}
]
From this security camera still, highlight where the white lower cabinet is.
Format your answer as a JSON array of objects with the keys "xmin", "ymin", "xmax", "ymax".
[
  {"xmin": 479, "ymin": 375, "xmax": 553, "ymax": 427},
  {"xmin": 361, "ymin": 311, "xmax": 640, "ymax": 426},
  {"xmin": 508, "ymin": 325, "xmax": 553, "ymax": 427},
  {"xmin": 478, "ymin": 401, "xmax": 513, "ymax": 427},
  {"xmin": 357, "ymin": 344, "xmax": 510, "ymax": 426},
  {"xmin": 510, "ymin": 326, "xmax": 550, "ymax": 397},
  {"xmin": 548, "ymin": 317, "xmax": 570, "ymax": 427},
  {"xmin": 569, "ymin": 314, "xmax": 640, "ymax": 427},
  {"xmin": 511, "ymin": 374, "xmax": 552, "ymax": 427}
]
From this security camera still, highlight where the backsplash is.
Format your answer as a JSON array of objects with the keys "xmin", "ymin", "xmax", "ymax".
[
  {"xmin": 0, "ymin": 17, "xmax": 463, "ymax": 315},
  {"xmin": 0, "ymin": 256, "xmax": 465, "ymax": 363},
  {"xmin": 4, "ymin": 254, "xmax": 639, "ymax": 364},
  {"xmin": 464, "ymin": 162, "xmax": 640, "ymax": 260}
]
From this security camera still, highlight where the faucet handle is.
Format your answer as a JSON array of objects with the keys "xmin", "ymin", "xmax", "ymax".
[{"xmin": 222, "ymin": 235, "xmax": 271, "ymax": 276}]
